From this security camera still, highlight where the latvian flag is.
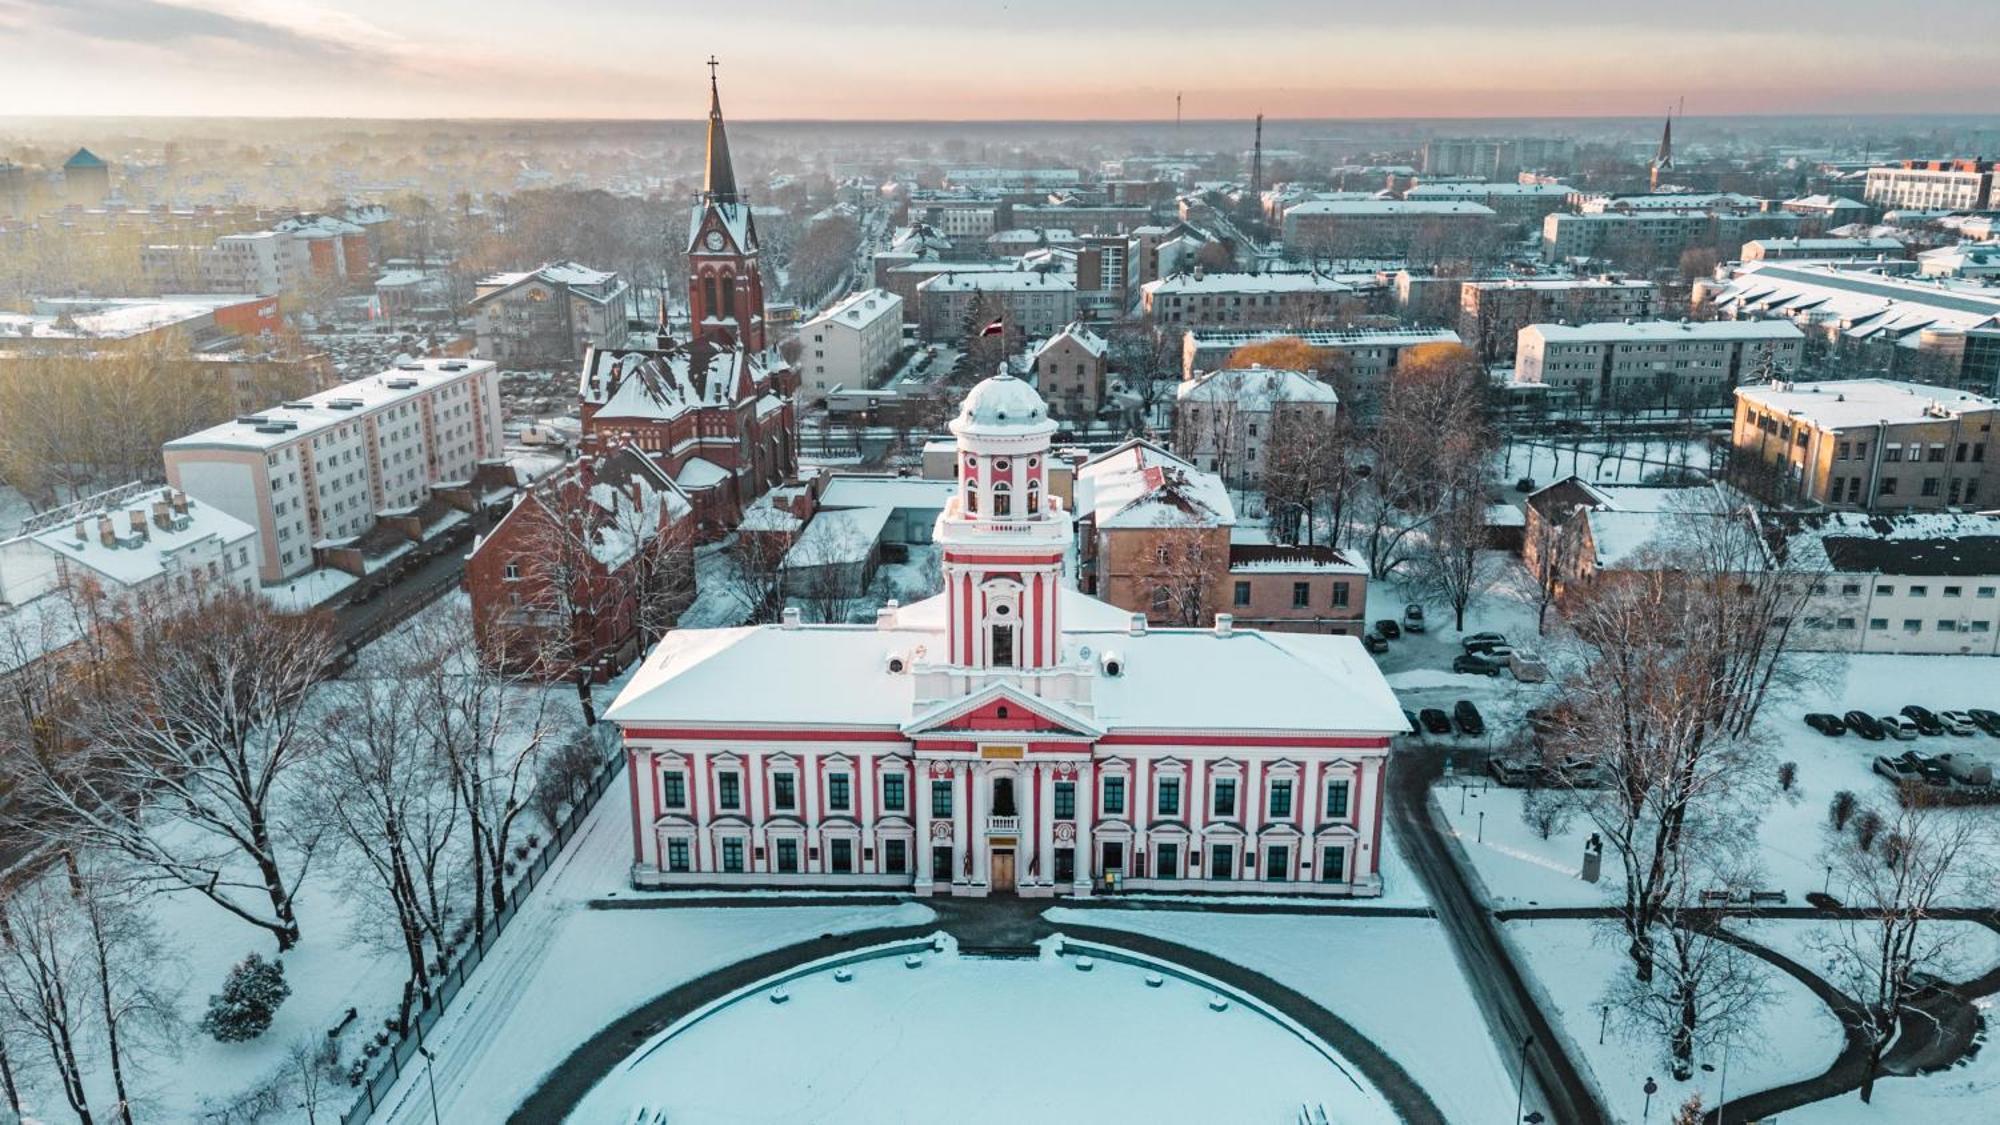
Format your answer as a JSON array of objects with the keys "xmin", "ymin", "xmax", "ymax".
[{"xmin": 979, "ymin": 317, "xmax": 1005, "ymax": 337}]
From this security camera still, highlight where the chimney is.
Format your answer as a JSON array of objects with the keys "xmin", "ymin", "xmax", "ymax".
[
  {"xmin": 128, "ymin": 510, "xmax": 148, "ymax": 539},
  {"xmin": 877, "ymin": 599, "xmax": 900, "ymax": 630},
  {"xmin": 781, "ymin": 606, "xmax": 802, "ymax": 629},
  {"xmin": 1214, "ymin": 613, "xmax": 1234, "ymax": 637},
  {"xmin": 171, "ymin": 490, "xmax": 188, "ymax": 515},
  {"xmin": 1129, "ymin": 612, "xmax": 1147, "ymax": 636},
  {"xmin": 153, "ymin": 500, "xmax": 173, "ymax": 530},
  {"xmin": 97, "ymin": 516, "xmax": 115, "ymax": 547},
  {"xmin": 72, "ymin": 520, "xmax": 86, "ymax": 543}
]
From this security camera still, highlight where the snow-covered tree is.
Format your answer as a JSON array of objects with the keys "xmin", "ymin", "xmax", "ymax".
[{"xmin": 199, "ymin": 953, "xmax": 289, "ymax": 1043}]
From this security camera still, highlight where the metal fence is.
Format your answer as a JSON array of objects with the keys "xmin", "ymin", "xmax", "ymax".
[{"xmin": 337, "ymin": 724, "xmax": 624, "ymax": 1124}]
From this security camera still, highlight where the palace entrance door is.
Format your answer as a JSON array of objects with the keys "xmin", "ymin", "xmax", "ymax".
[{"xmin": 991, "ymin": 849, "xmax": 1016, "ymax": 893}]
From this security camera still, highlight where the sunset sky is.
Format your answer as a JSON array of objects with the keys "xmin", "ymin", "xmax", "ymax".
[{"xmin": 2, "ymin": 0, "xmax": 1996, "ymax": 120}]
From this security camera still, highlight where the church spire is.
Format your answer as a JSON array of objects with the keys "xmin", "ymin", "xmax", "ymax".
[
  {"xmin": 1650, "ymin": 108, "xmax": 1674, "ymax": 193},
  {"xmin": 703, "ymin": 56, "xmax": 740, "ymax": 204}
]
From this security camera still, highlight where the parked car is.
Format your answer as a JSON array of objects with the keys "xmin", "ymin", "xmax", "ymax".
[
  {"xmin": 1453, "ymin": 653, "xmax": 1505, "ymax": 676},
  {"xmin": 1879, "ymin": 714, "xmax": 1920, "ymax": 741},
  {"xmin": 1375, "ymin": 619, "xmax": 1402, "ymax": 639},
  {"xmin": 1550, "ymin": 754, "xmax": 1606, "ymax": 788},
  {"xmin": 1403, "ymin": 709, "xmax": 1422, "ymax": 735},
  {"xmin": 1938, "ymin": 710, "xmax": 1979, "ymax": 737},
  {"xmin": 1453, "ymin": 700, "xmax": 1487, "ymax": 737},
  {"xmin": 1466, "ymin": 641, "xmax": 1516, "ymax": 659},
  {"xmin": 1487, "ymin": 756, "xmax": 1535, "ymax": 786},
  {"xmin": 1803, "ymin": 713, "xmax": 1847, "ymax": 737},
  {"xmin": 1461, "ymin": 632, "xmax": 1507, "ymax": 651},
  {"xmin": 1900, "ymin": 705, "xmax": 1944, "ymax": 736},
  {"xmin": 1402, "ymin": 605, "xmax": 1427, "ymax": 633},
  {"xmin": 1873, "ymin": 753, "xmax": 1924, "ymax": 783},
  {"xmin": 1526, "ymin": 707, "xmax": 1568, "ymax": 737},
  {"xmin": 1934, "ymin": 753, "xmax": 1994, "ymax": 786},
  {"xmin": 1419, "ymin": 708, "xmax": 1453, "ymax": 735},
  {"xmin": 1362, "ymin": 631, "xmax": 1389, "ymax": 654},
  {"xmin": 1509, "ymin": 649, "xmax": 1550, "ymax": 683},
  {"xmin": 1844, "ymin": 711, "xmax": 1886, "ymax": 740},
  {"xmin": 1965, "ymin": 708, "xmax": 2000, "ymax": 736}
]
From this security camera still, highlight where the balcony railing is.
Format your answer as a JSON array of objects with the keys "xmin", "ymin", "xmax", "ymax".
[{"xmin": 986, "ymin": 815, "xmax": 1021, "ymax": 835}]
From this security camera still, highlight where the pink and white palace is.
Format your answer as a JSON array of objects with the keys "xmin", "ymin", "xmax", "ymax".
[{"xmin": 605, "ymin": 372, "xmax": 1407, "ymax": 896}]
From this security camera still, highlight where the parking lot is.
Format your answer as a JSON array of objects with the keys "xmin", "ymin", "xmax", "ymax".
[{"xmin": 1800, "ymin": 705, "xmax": 2000, "ymax": 801}]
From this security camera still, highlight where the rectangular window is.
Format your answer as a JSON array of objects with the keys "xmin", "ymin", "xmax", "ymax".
[
  {"xmin": 1103, "ymin": 777, "xmax": 1126, "ymax": 815},
  {"xmin": 884, "ymin": 839, "xmax": 907, "ymax": 874},
  {"xmin": 1326, "ymin": 779, "xmax": 1351, "ymax": 819},
  {"xmin": 1155, "ymin": 842, "xmax": 1178, "ymax": 879},
  {"xmin": 772, "ymin": 773, "xmax": 796, "ymax": 811},
  {"xmin": 829, "ymin": 839, "xmax": 853, "ymax": 873},
  {"xmin": 1939, "ymin": 620, "xmax": 1958, "ymax": 632},
  {"xmin": 1292, "ymin": 581, "xmax": 1311, "ymax": 608},
  {"xmin": 776, "ymin": 838, "xmax": 799, "ymax": 873},
  {"xmin": 932, "ymin": 846, "xmax": 953, "ymax": 881},
  {"xmin": 1974, "ymin": 621, "xmax": 1993, "ymax": 633},
  {"xmin": 1842, "ymin": 583, "xmax": 1862, "ymax": 596},
  {"xmin": 1946, "ymin": 586, "xmax": 1963, "ymax": 598},
  {"xmin": 1054, "ymin": 781, "xmax": 1076, "ymax": 819},
  {"xmin": 1904, "ymin": 619, "xmax": 1923, "ymax": 632},
  {"xmin": 667, "ymin": 838, "xmax": 691, "ymax": 872},
  {"xmin": 721, "ymin": 838, "xmax": 745, "ymax": 873},
  {"xmin": 829, "ymin": 774, "xmax": 852, "ymax": 812},
  {"xmin": 1881, "ymin": 478, "xmax": 1898, "ymax": 496},
  {"xmin": 1885, "ymin": 444, "xmax": 1903, "ymax": 462},
  {"xmin": 1209, "ymin": 844, "xmax": 1234, "ymax": 880},
  {"xmin": 1320, "ymin": 844, "xmax": 1347, "ymax": 883},
  {"xmin": 661, "ymin": 771, "xmax": 687, "ymax": 809},
  {"xmin": 1054, "ymin": 847, "xmax": 1075, "ymax": 883},
  {"xmin": 1332, "ymin": 581, "xmax": 1350, "ymax": 608},
  {"xmin": 1234, "ymin": 580, "xmax": 1251, "ymax": 606},
  {"xmin": 1269, "ymin": 780, "xmax": 1293, "ymax": 819},
  {"xmin": 1877, "ymin": 584, "xmax": 1894, "ymax": 597},
  {"xmin": 718, "ymin": 771, "xmax": 741, "ymax": 811},
  {"xmin": 1981, "ymin": 587, "xmax": 1997, "ymax": 598},
  {"xmin": 1911, "ymin": 586, "xmax": 1928, "ymax": 598},
  {"xmin": 1837, "ymin": 617, "xmax": 1857, "ymax": 630},
  {"xmin": 1265, "ymin": 844, "xmax": 1289, "ymax": 882},
  {"xmin": 1870, "ymin": 618, "xmax": 1889, "ymax": 630},
  {"xmin": 1922, "ymin": 477, "xmax": 1941, "ymax": 497},
  {"xmin": 1158, "ymin": 778, "xmax": 1181, "ymax": 817},
  {"xmin": 931, "ymin": 780, "xmax": 953, "ymax": 817},
  {"xmin": 882, "ymin": 775, "xmax": 906, "ymax": 812},
  {"xmin": 1212, "ymin": 778, "xmax": 1236, "ymax": 817}
]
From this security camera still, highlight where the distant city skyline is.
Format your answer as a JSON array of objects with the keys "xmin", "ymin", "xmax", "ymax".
[{"xmin": 2, "ymin": 0, "xmax": 1998, "ymax": 121}]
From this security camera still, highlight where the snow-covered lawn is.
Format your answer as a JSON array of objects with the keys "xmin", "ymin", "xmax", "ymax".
[
  {"xmin": 1504, "ymin": 918, "xmax": 1845, "ymax": 1123},
  {"xmin": 1783, "ymin": 1001, "xmax": 2000, "ymax": 1125},
  {"xmin": 373, "ymin": 791, "xmax": 935, "ymax": 1123},
  {"xmin": 1499, "ymin": 437, "xmax": 1712, "ymax": 488},
  {"xmin": 570, "ymin": 936, "xmax": 1398, "ymax": 1124},
  {"xmin": 1046, "ymin": 908, "xmax": 1520, "ymax": 1125},
  {"xmin": 1736, "ymin": 919, "xmax": 2000, "ymax": 987},
  {"xmin": 262, "ymin": 565, "xmax": 359, "ymax": 612}
]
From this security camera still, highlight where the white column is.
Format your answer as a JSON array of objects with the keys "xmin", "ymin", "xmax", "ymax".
[
  {"xmin": 745, "ymin": 754, "xmax": 765, "ymax": 873},
  {"xmin": 1037, "ymin": 764, "xmax": 1056, "ymax": 887},
  {"xmin": 858, "ymin": 753, "xmax": 875, "ymax": 873},
  {"xmin": 952, "ymin": 762, "xmax": 971, "ymax": 887},
  {"xmin": 971, "ymin": 763, "xmax": 990, "ymax": 888},
  {"xmin": 691, "ymin": 750, "xmax": 710, "ymax": 871},
  {"xmin": 1073, "ymin": 759, "xmax": 1095, "ymax": 896},
  {"xmin": 915, "ymin": 761, "xmax": 934, "ymax": 889}
]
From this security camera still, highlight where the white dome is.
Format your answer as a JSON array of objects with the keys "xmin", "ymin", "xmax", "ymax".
[{"xmin": 955, "ymin": 373, "xmax": 1048, "ymax": 430}]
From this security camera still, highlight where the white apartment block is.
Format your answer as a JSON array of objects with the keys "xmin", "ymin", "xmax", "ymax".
[
  {"xmin": 1864, "ymin": 161, "xmax": 1996, "ymax": 213},
  {"xmin": 915, "ymin": 270, "xmax": 1077, "ymax": 343},
  {"xmin": 799, "ymin": 288, "xmax": 904, "ymax": 404},
  {"xmin": 1141, "ymin": 271, "xmax": 1359, "ymax": 328},
  {"xmin": 163, "ymin": 358, "xmax": 504, "ymax": 582},
  {"xmin": 1516, "ymin": 320, "xmax": 1803, "ymax": 407},
  {"xmin": 0, "ymin": 482, "xmax": 260, "ymax": 608},
  {"xmin": 1768, "ymin": 512, "xmax": 2000, "ymax": 656},
  {"xmin": 1176, "ymin": 367, "xmax": 1340, "ymax": 489}
]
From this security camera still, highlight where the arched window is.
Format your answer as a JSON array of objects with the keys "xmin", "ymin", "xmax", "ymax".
[
  {"xmin": 1150, "ymin": 587, "xmax": 1172, "ymax": 617},
  {"xmin": 992, "ymin": 481, "xmax": 1012, "ymax": 518},
  {"xmin": 720, "ymin": 273, "xmax": 737, "ymax": 314},
  {"xmin": 1027, "ymin": 481, "xmax": 1041, "ymax": 515}
]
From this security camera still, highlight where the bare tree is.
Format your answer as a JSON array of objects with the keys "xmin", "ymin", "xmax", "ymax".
[
  {"xmin": 1524, "ymin": 503, "xmax": 1584, "ymax": 635},
  {"xmin": 1415, "ymin": 489, "xmax": 1491, "ymax": 631},
  {"xmin": 0, "ymin": 878, "xmax": 97, "ymax": 1123},
  {"xmin": 1814, "ymin": 799, "xmax": 1985, "ymax": 1102},
  {"xmin": 726, "ymin": 530, "xmax": 791, "ymax": 625},
  {"xmin": 1259, "ymin": 405, "xmax": 1352, "ymax": 548},
  {"xmin": 1147, "ymin": 518, "xmax": 1223, "ymax": 627},
  {"xmin": 2, "ymin": 590, "xmax": 336, "ymax": 952},
  {"xmin": 787, "ymin": 518, "xmax": 875, "ymax": 625}
]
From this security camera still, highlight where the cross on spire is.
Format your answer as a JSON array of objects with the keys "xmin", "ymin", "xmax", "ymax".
[{"xmin": 706, "ymin": 55, "xmax": 719, "ymax": 90}]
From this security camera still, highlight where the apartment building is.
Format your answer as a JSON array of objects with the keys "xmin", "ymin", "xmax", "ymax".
[
  {"xmin": 0, "ymin": 482, "xmax": 260, "ymax": 608},
  {"xmin": 1176, "ymin": 367, "xmax": 1339, "ymax": 489},
  {"xmin": 470, "ymin": 262, "xmax": 629, "ymax": 367},
  {"xmin": 1140, "ymin": 270, "xmax": 1360, "ymax": 329},
  {"xmin": 1073, "ymin": 438, "xmax": 1235, "ymax": 625},
  {"xmin": 1730, "ymin": 378, "xmax": 2000, "ymax": 511},
  {"xmin": 163, "ymin": 358, "xmax": 504, "ymax": 582},
  {"xmin": 915, "ymin": 270, "xmax": 1077, "ymax": 345},
  {"xmin": 1179, "ymin": 326, "xmax": 1459, "ymax": 405},
  {"xmin": 1032, "ymin": 322, "xmax": 1109, "ymax": 420},
  {"xmin": 1225, "ymin": 544, "xmax": 1368, "ymax": 636},
  {"xmin": 140, "ymin": 214, "xmax": 373, "ymax": 296},
  {"xmin": 1516, "ymin": 319, "xmax": 1803, "ymax": 407},
  {"xmin": 1457, "ymin": 278, "xmax": 1659, "ymax": 361},
  {"xmin": 1402, "ymin": 182, "xmax": 1573, "ymax": 227},
  {"xmin": 1280, "ymin": 200, "xmax": 1497, "ymax": 259},
  {"xmin": 1421, "ymin": 137, "xmax": 1577, "ymax": 178},
  {"xmin": 1740, "ymin": 237, "xmax": 1909, "ymax": 262},
  {"xmin": 1541, "ymin": 208, "xmax": 1800, "ymax": 264},
  {"xmin": 797, "ymin": 288, "xmax": 904, "ymax": 404},
  {"xmin": 1764, "ymin": 511, "xmax": 2000, "ymax": 656},
  {"xmin": 1863, "ymin": 160, "xmax": 1996, "ymax": 213}
]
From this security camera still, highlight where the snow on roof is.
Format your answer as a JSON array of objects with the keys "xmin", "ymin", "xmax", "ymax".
[
  {"xmin": 1522, "ymin": 319, "xmax": 1803, "ymax": 344},
  {"xmin": 676, "ymin": 457, "xmax": 729, "ymax": 490},
  {"xmin": 804, "ymin": 288, "xmax": 902, "ymax": 333},
  {"xmin": 271, "ymin": 213, "xmax": 365, "ymax": 237},
  {"xmin": 1143, "ymin": 271, "xmax": 1352, "ymax": 297},
  {"xmin": 580, "ymin": 342, "xmax": 765, "ymax": 423},
  {"xmin": 953, "ymin": 373, "xmax": 1054, "ymax": 436},
  {"xmin": 0, "ymin": 299, "xmax": 221, "ymax": 341},
  {"xmin": 1461, "ymin": 277, "xmax": 1655, "ymax": 293},
  {"xmin": 819, "ymin": 476, "xmax": 956, "ymax": 512},
  {"xmin": 1584, "ymin": 510, "xmax": 1680, "ymax": 568},
  {"xmin": 1405, "ymin": 183, "xmax": 1571, "ymax": 198},
  {"xmin": 1177, "ymin": 367, "xmax": 1338, "ymax": 410},
  {"xmin": 605, "ymin": 587, "xmax": 1404, "ymax": 736},
  {"xmin": 917, "ymin": 271, "xmax": 1076, "ymax": 293},
  {"xmin": 1711, "ymin": 262, "xmax": 2000, "ymax": 331},
  {"xmin": 1746, "ymin": 237, "xmax": 1906, "ymax": 253},
  {"xmin": 1764, "ymin": 511, "xmax": 2000, "ymax": 576},
  {"xmin": 12, "ymin": 485, "xmax": 256, "ymax": 592},
  {"xmin": 1227, "ymin": 544, "xmax": 1366, "ymax": 574},
  {"xmin": 1034, "ymin": 322, "xmax": 1108, "ymax": 361},
  {"xmin": 1735, "ymin": 378, "xmax": 2000, "ymax": 429},
  {"xmin": 783, "ymin": 506, "xmax": 893, "ymax": 569},
  {"xmin": 1282, "ymin": 199, "xmax": 1497, "ymax": 217},
  {"xmin": 1075, "ymin": 439, "xmax": 1235, "ymax": 529},
  {"xmin": 164, "ymin": 358, "xmax": 494, "ymax": 451},
  {"xmin": 1183, "ymin": 326, "xmax": 1461, "ymax": 353},
  {"xmin": 1785, "ymin": 194, "xmax": 1869, "ymax": 210}
]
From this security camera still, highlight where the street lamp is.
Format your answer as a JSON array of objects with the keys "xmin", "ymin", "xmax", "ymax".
[
  {"xmin": 1598, "ymin": 1003, "xmax": 1610, "ymax": 1045},
  {"xmin": 418, "ymin": 1045, "xmax": 441, "ymax": 1125},
  {"xmin": 1823, "ymin": 864, "xmax": 1833, "ymax": 896},
  {"xmin": 1643, "ymin": 1076, "xmax": 1658, "ymax": 1120},
  {"xmin": 1478, "ymin": 809, "xmax": 1486, "ymax": 843},
  {"xmin": 1514, "ymin": 1032, "xmax": 1536, "ymax": 1125}
]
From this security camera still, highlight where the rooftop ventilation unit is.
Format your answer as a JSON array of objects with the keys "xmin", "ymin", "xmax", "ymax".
[
  {"xmin": 385, "ymin": 378, "xmax": 419, "ymax": 390},
  {"xmin": 394, "ymin": 362, "xmax": 424, "ymax": 371}
]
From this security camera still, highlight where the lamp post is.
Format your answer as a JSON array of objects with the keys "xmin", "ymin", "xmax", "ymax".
[
  {"xmin": 1478, "ymin": 809, "xmax": 1486, "ymax": 843},
  {"xmin": 1716, "ymin": 1040, "xmax": 1732, "ymax": 1123},
  {"xmin": 1642, "ymin": 1076, "xmax": 1658, "ymax": 1120},
  {"xmin": 417, "ymin": 1045, "xmax": 441, "ymax": 1125},
  {"xmin": 1823, "ymin": 864, "xmax": 1833, "ymax": 896},
  {"xmin": 1514, "ymin": 1032, "xmax": 1535, "ymax": 1125},
  {"xmin": 1598, "ymin": 1003, "xmax": 1609, "ymax": 1045}
]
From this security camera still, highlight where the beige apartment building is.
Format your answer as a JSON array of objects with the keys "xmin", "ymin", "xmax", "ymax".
[
  {"xmin": 1140, "ymin": 270, "xmax": 1361, "ymax": 329},
  {"xmin": 1731, "ymin": 378, "xmax": 2000, "ymax": 510},
  {"xmin": 1863, "ymin": 160, "xmax": 1996, "ymax": 213},
  {"xmin": 1516, "ymin": 319, "xmax": 1803, "ymax": 407},
  {"xmin": 1225, "ymin": 545, "xmax": 1368, "ymax": 636},
  {"xmin": 1073, "ymin": 439, "xmax": 1235, "ymax": 626},
  {"xmin": 1457, "ymin": 278, "xmax": 1659, "ymax": 361},
  {"xmin": 798, "ymin": 288, "xmax": 904, "ymax": 405},
  {"xmin": 1280, "ymin": 199, "xmax": 1497, "ymax": 260},
  {"xmin": 1032, "ymin": 323, "xmax": 1109, "ymax": 420}
]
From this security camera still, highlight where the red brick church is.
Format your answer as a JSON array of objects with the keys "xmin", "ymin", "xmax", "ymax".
[{"xmin": 578, "ymin": 66, "xmax": 797, "ymax": 534}]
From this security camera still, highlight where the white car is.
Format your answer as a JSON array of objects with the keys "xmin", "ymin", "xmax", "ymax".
[
  {"xmin": 1509, "ymin": 649, "xmax": 1550, "ymax": 683},
  {"xmin": 1938, "ymin": 710, "xmax": 1979, "ymax": 736},
  {"xmin": 1878, "ymin": 714, "xmax": 1920, "ymax": 741}
]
